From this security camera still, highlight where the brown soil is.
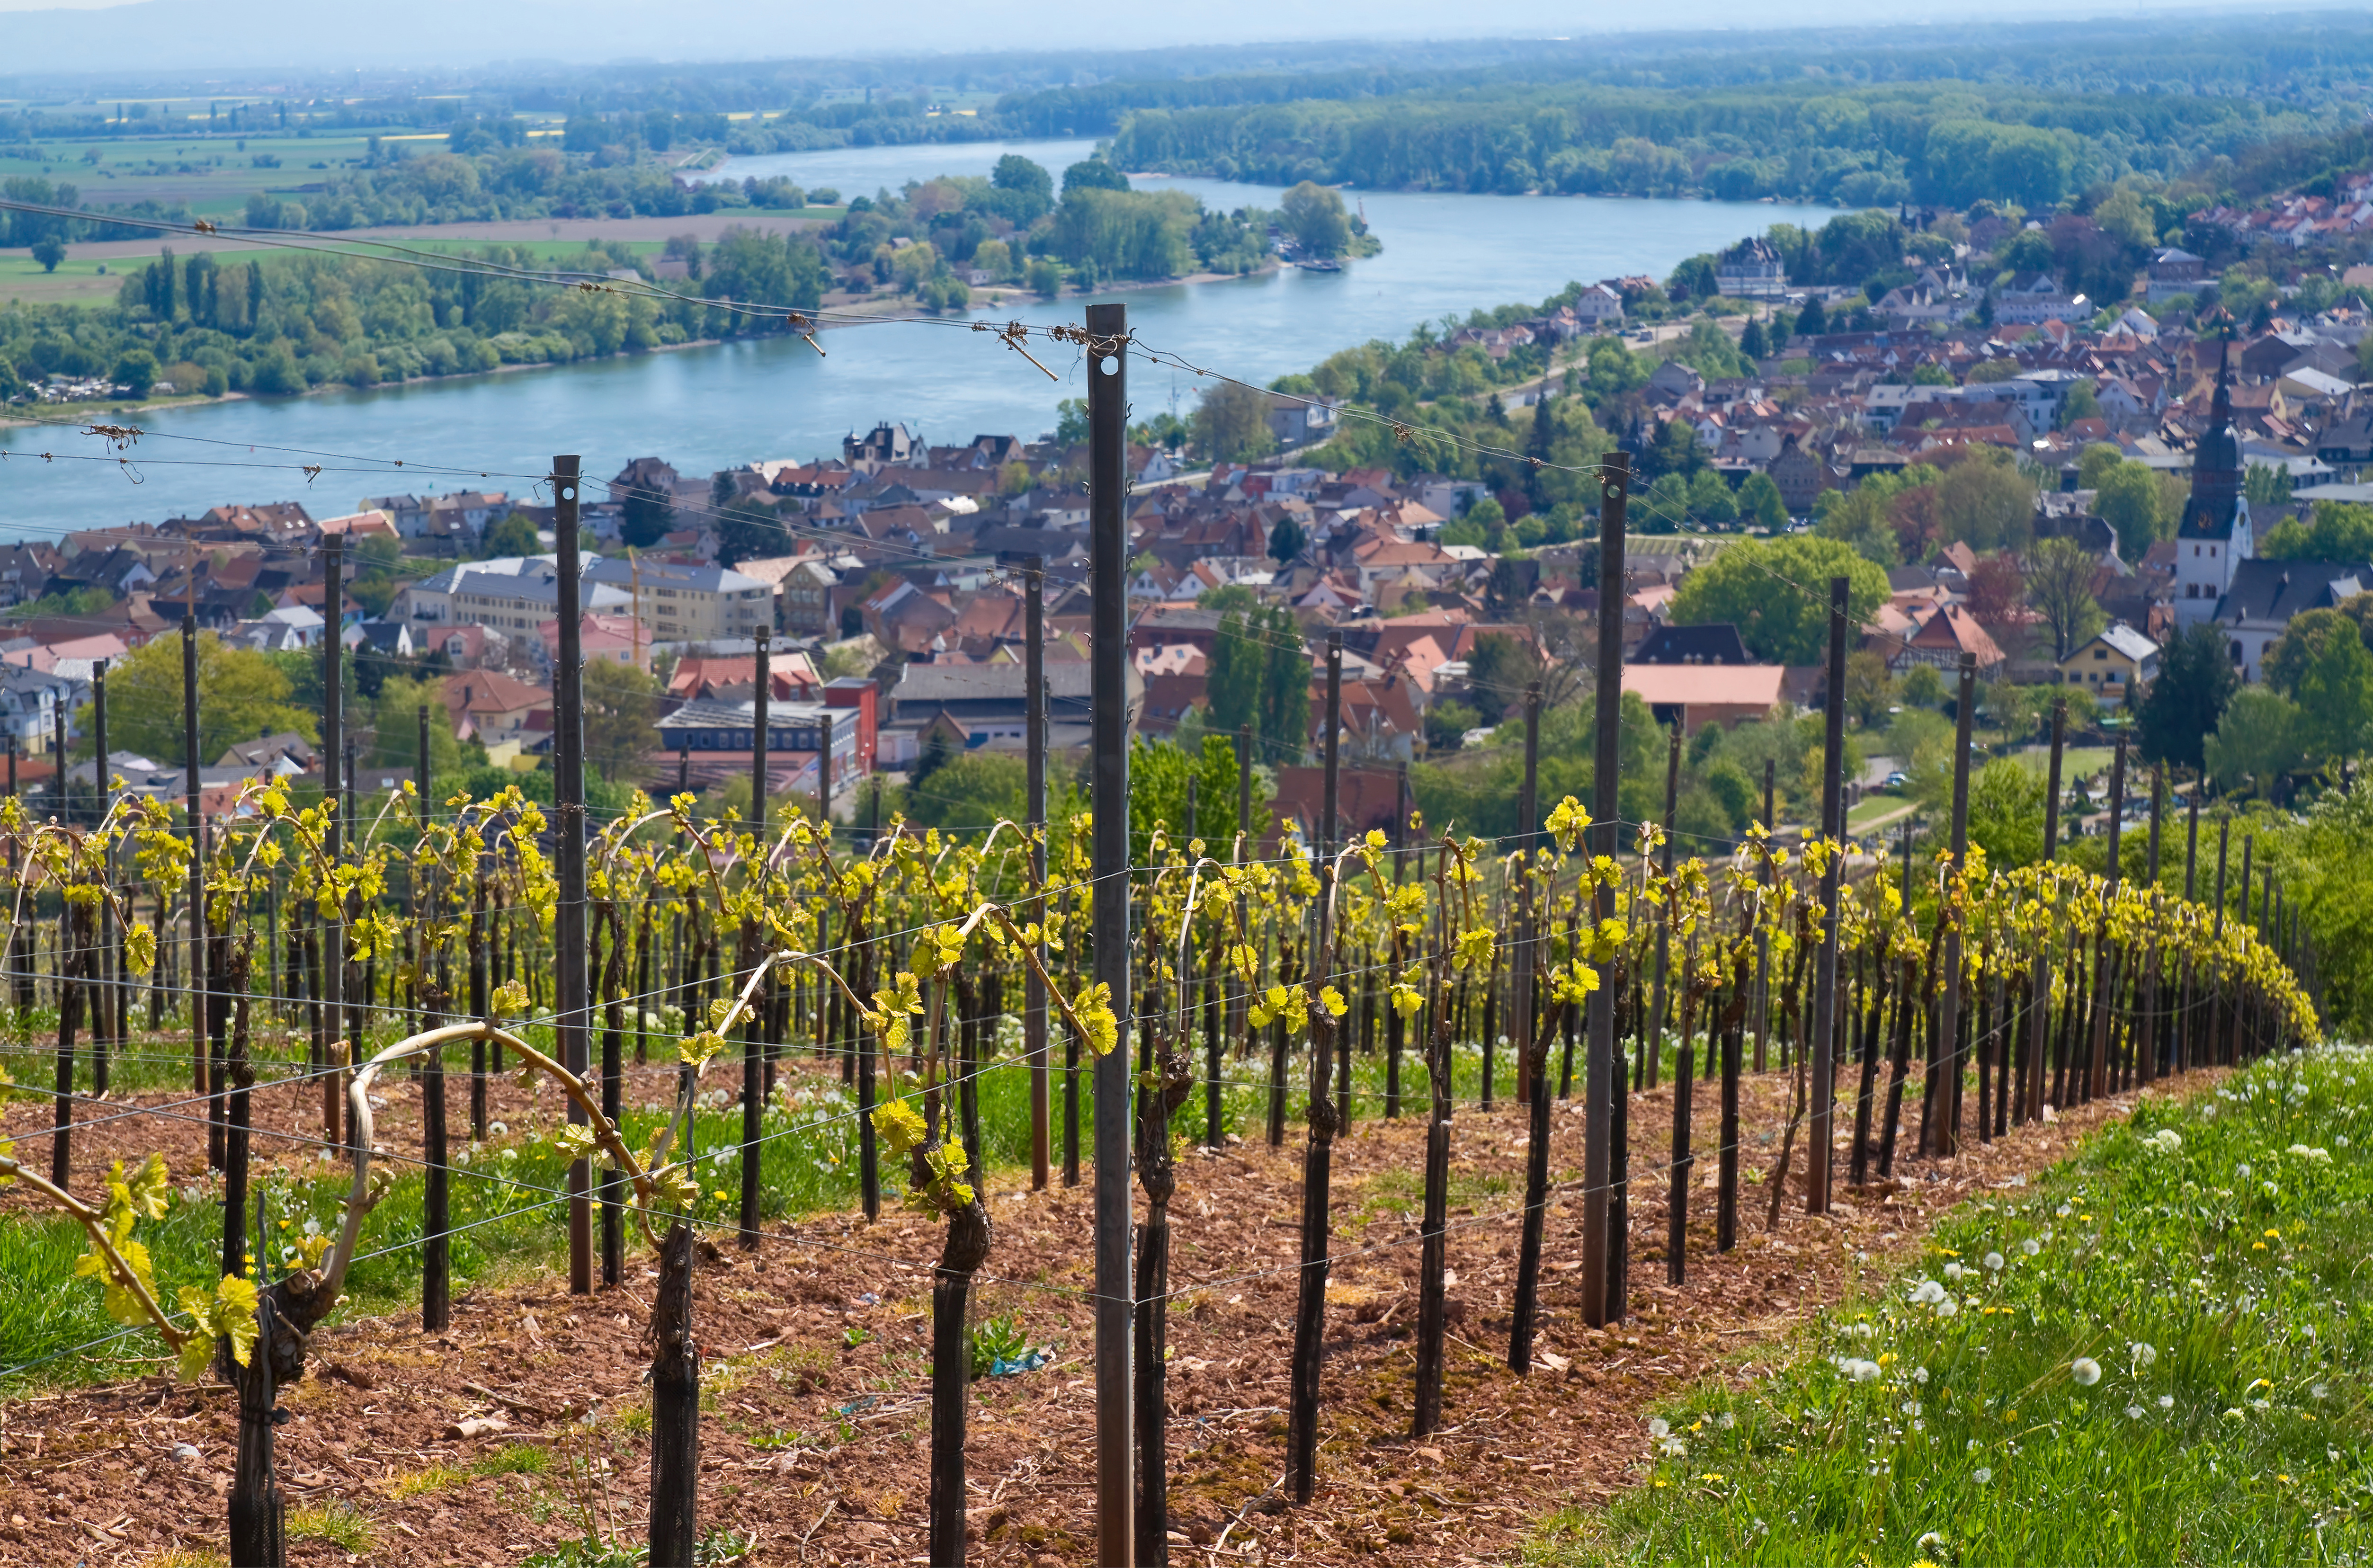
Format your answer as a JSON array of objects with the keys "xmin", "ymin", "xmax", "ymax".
[{"xmin": 0, "ymin": 1045, "xmax": 2178, "ymax": 1568}]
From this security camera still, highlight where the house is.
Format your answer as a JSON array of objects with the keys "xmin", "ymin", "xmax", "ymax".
[
  {"xmin": 397, "ymin": 556, "xmax": 633, "ymax": 634},
  {"xmin": 2319, "ymin": 411, "xmax": 2373, "ymax": 466},
  {"xmin": 1991, "ymin": 270, "xmax": 2088, "ymax": 325},
  {"xmin": 1633, "ymin": 623, "xmax": 1752, "ymax": 666},
  {"xmin": 880, "ymin": 660, "xmax": 1123, "ymax": 766},
  {"xmin": 1570, "ymin": 282, "xmax": 1625, "ymax": 328},
  {"xmin": 2057, "ymin": 622, "xmax": 2159, "ymax": 696},
  {"xmin": 1893, "ymin": 604, "xmax": 2007, "ymax": 675},
  {"xmin": 1621, "ymin": 663, "xmax": 1786, "ymax": 733},
  {"xmin": 2212, "ymin": 559, "xmax": 2373, "ymax": 683},
  {"xmin": 438, "ymin": 671, "xmax": 553, "ymax": 749},
  {"xmin": 312, "ymin": 509, "xmax": 400, "ymax": 544},
  {"xmin": 1267, "ymin": 393, "xmax": 1339, "ymax": 449},
  {"xmin": 1768, "ymin": 437, "xmax": 1838, "ymax": 516},
  {"xmin": 653, "ymin": 697, "xmax": 867, "ymax": 797},
  {"xmin": 581, "ymin": 558, "xmax": 771, "ymax": 643},
  {"xmin": 1716, "ymin": 238, "xmax": 1787, "ymax": 301},
  {"xmin": 2145, "ymin": 248, "xmax": 2206, "ymax": 303}
]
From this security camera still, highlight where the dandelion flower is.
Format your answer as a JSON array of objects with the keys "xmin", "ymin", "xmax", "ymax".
[
  {"xmin": 2236, "ymin": 1162, "xmax": 2252, "ymax": 1179},
  {"xmin": 1984, "ymin": 1252, "xmax": 2005, "ymax": 1271},
  {"xmin": 2157, "ymin": 1395, "xmax": 2174, "ymax": 1410},
  {"xmin": 1647, "ymin": 1417, "xmax": 1670, "ymax": 1439},
  {"xmin": 2056, "ymin": 1203, "xmax": 2072, "ymax": 1217},
  {"xmin": 1911, "ymin": 1280, "xmax": 1947, "ymax": 1305},
  {"xmin": 2311, "ymin": 1383, "xmax": 2329, "ymax": 1400},
  {"xmin": 2129, "ymin": 1342, "xmax": 2158, "ymax": 1372},
  {"xmin": 2071, "ymin": 1358, "xmax": 2102, "ymax": 1387},
  {"xmin": 1916, "ymin": 1367, "xmax": 1931, "ymax": 1384},
  {"xmin": 2022, "ymin": 1238, "xmax": 2041, "ymax": 1256},
  {"xmin": 2126, "ymin": 1404, "xmax": 2146, "ymax": 1419},
  {"xmin": 1973, "ymin": 1468, "xmax": 1992, "ymax": 1484}
]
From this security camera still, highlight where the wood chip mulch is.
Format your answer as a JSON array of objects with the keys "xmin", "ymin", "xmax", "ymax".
[{"xmin": 0, "ymin": 1051, "xmax": 2189, "ymax": 1567}]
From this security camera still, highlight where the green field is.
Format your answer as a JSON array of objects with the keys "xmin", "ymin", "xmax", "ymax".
[{"xmin": 1533, "ymin": 1044, "xmax": 2373, "ymax": 1567}]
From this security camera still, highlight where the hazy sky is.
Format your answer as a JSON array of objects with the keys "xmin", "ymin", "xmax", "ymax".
[{"xmin": 0, "ymin": 0, "xmax": 2288, "ymax": 76}]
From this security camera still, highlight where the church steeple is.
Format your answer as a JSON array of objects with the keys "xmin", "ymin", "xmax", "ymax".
[{"xmin": 2182, "ymin": 337, "xmax": 2244, "ymax": 538}]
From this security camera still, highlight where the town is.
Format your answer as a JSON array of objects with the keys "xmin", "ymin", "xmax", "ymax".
[{"xmin": 12, "ymin": 199, "xmax": 2372, "ymax": 848}]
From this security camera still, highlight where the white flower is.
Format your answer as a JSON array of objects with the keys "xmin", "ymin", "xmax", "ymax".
[
  {"xmin": 1972, "ymin": 1468, "xmax": 1993, "ymax": 1485},
  {"xmin": 1717, "ymin": 1411, "xmax": 1736, "ymax": 1428},
  {"xmin": 1984, "ymin": 1252, "xmax": 2005, "ymax": 1271},
  {"xmin": 2071, "ymin": 1358, "xmax": 2102, "ymax": 1387},
  {"xmin": 2338, "ymin": 1134, "xmax": 2352, "ymax": 1149},
  {"xmin": 2126, "ymin": 1404, "xmax": 2145, "ymax": 1419},
  {"xmin": 2022, "ymin": 1238, "xmax": 2042, "ymax": 1256},
  {"xmin": 1915, "ymin": 1366, "xmax": 1931, "ymax": 1384},
  {"xmin": 1936, "ymin": 1298, "xmax": 1957, "ymax": 1317},
  {"xmin": 1845, "ymin": 1359, "xmax": 1881, "ymax": 1381},
  {"xmin": 2129, "ymin": 1342, "xmax": 2158, "ymax": 1373},
  {"xmin": 2057, "ymin": 1203, "xmax": 2072, "ymax": 1217},
  {"xmin": 2236, "ymin": 1162, "xmax": 2252, "ymax": 1179},
  {"xmin": 1911, "ymin": 1279, "xmax": 1947, "ymax": 1305},
  {"xmin": 1659, "ymin": 1437, "xmax": 1687, "ymax": 1456},
  {"xmin": 2263, "ymin": 1181, "xmax": 2281, "ymax": 1197},
  {"xmin": 1647, "ymin": 1417, "xmax": 1670, "ymax": 1439},
  {"xmin": 2158, "ymin": 1395, "xmax": 2175, "ymax": 1409},
  {"xmin": 1944, "ymin": 1261, "xmax": 1965, "ymax": 1280},
  {"xmin": 1918, "ymin": 1531, "xmax": 1946, "ymax": 1549},
  {"xmin": 2311, "ymin": 1383, "xmax": 2329, "ymax": 1400},
  {"xmin": 2149, "ymin": 1128, "xmax": 2182, "ymax": 1152},
  {"xmin": 489, "ymin": 1120, "xmax": 509, "ymax": 1136}
]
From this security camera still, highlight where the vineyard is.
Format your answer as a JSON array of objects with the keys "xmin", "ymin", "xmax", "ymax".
[
  {"xmin": 0, "ymin": 652, "xmax": 2318, "ymax": 1565},
  {"xmin": 0, "ymin": 323, "xmax": 2330, "ymax": 1568}
]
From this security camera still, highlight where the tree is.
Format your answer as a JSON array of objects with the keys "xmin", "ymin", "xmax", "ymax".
[
  {"xmin": 1425, "ymin": 698, "xmax": 1481, "ymax": 751},
  {"xmin": 480, "ymin": 512, "xmax": 540, "ymax": 558},
  {"xmin": 2258, "ymin": 501, "xmax": 2373, "ymax": 563},
  {"xmin": 1257, "ymin": 606, "xmax": 1310, "ymax": 764},
  {"xmin": 80, "ymin": 632, "xmax": 316, "ymax": 769},
  {"xmin": 1899, "ymin": 663, "xmax": 1946, "ymax": 707},
  {"xmin": 2291, "ymin": 623, "xmax": 2373, "ymax": 760},
  {"xmin": 2094, "ymin": 461, "xmax": 2169, "ymax": 561},
  {"xmin": 716, "ymin": 496, "xmax": 784, "ymax": 566},
  {"xmin": 1062, "ymin": 158, "xmax": 1131, "ymax": 195},
  {"xmin": 366, "ymin": 673, "xmax": 464, "ymax": 777},
  {"xmin": 2136, "ymin": 624, "xmax": 2239, "ymax": 770},
  {"xmin": 902, "ymin": 752, "xmax": 1026, "ymax": 833},
  {"xmin": 2077, "ymin": 443, "xmax": 2127, "ymax": 489},
  {"xmin": 1964, "ymin": 552, "xmax": 2026, "ymax": 629},
  {"xmin": 1812, "ymin": 485, "xmax": 1900, "ymax": 567},
  {"xmin": 1466, "ymin": 632, "xmax": 1544, "ymax": 724},
  {"xmin": 1192, "ymin": 380, "xmax": 1277, "ymax": 465},
  {"xmin": 619, "ymin": 486, "xmax": 674, "ymax": 549},
  {"xmin": 112, "ymin": 348, "xmax": 158, "ymax": 395},
  {"xmin": 1267, "ymin": 515, "xmax": 1307, "ymax": 565},
  {"xmin": 1665, "ymin": 536, "xmax": 1891, "ymax": 665},
  {"xmin": 1934, "ymin": 449, "xmax": 2035, "ymax": 552},
  {"xmin": 1843, "ymin": 648, "xmax": 1895, "ymax": 725},
  {"xmin": 2023, "ymin": 536, "xmax": 2105, "ymax": 660},
  {"xmin": 31, "ymin": 237, "xmax": 63, "ymax": 273},
  {"xmin": 582, "ymin": 658, "xmax": 659, "ymax": 782},
  {"xmin": 1279, "ymin": 181, "xmax": 1352, "ymax": 259},
  {"xmin": 1738, "ymin": 471, "xmax": 1788, "ymax": 531},
  {"xmin": 1792, "ymin": 296, "xmax": 1826, "ymax": 337},
  {"xmin": 2205, "ymin": 687, "xmax": 2306, "ymax": 794},
  {"xmin": 1127, "ymin": 733, "xmax": 1253, "ymax": 864},
  {"xmin": 1206, "ymin": 610, "xmax": 1262, "ymax": 739},
  {"xmin": 1965, "ymin": 757, "xmax": 2047, "ymax": 869}
]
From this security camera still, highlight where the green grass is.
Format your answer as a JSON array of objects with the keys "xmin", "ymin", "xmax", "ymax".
[
  {"xmin": 1530, "ymin": 1044, "xmax": 2373, "ymax": 1568},
  {"xmin": 286, "ymin": 1499, "xmax": 375, "ymax": 1553}
]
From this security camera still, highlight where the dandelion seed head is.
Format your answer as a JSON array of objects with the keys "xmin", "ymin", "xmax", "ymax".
[
  {"xmin": 2022, "ymin": 1238, "xmax": 2042, "ymax": 1256},
  {"xmin": 1984, "ymin": 1252, "xmax": 2005, "ymax": 1271},
  {"xmin": 1972, "ymin": 1468, "xmax": 1992, "ymax": 1484},
  {"xmin": 1648, "ymin": 1417, "xmax": 1670, "ymax": 1439},
  {"xmin": 2071, "ymin": 1358, "xmax": 2103, "ymax": 1387},
  {"xmin": 2158, "ymin": 1395, "xmax": 2175, "ymax": 1409}
]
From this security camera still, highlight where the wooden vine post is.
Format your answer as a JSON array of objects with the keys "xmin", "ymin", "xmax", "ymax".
[{"xmin": 1581, "ymin": 451, "xmax": 1628, "ymax": 1327}]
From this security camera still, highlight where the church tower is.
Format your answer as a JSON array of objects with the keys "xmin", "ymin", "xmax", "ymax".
[{"xmin": 2173, "ymin": 340, "xmax": 2251, "ymax": 627}]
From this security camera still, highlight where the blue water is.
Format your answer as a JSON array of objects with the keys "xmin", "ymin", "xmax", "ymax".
[{"xmin": 0, "ymin": 135, "xmax": 1841, "ymax": 541}]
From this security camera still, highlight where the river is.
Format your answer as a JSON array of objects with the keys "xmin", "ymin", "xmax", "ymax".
[{"xmin": 0, "ymin": 137, "xmax": 1840, "ymax": 542}]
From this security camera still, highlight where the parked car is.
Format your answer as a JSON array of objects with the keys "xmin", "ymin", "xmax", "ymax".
[{"xmin": 1884, "ymin": 770, "xmax": 1910, "ymax": 789}]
